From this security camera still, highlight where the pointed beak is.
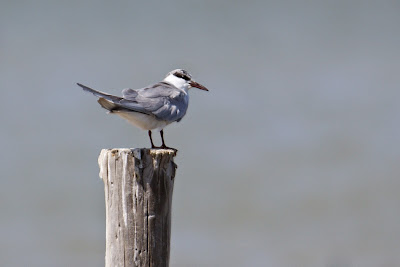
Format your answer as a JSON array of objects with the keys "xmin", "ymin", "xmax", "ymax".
[{"xmin": 189, "ymin": 80, "xmax": 209, "ymax": 91}]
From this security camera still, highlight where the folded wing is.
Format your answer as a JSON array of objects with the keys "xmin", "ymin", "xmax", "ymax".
[
  {"xmin": 79, "ymin": 82, "xmax": 188, "ymax": 123},
  {"xmin": 120, "ymin": 82, "xmax": 188, "ymax": 122}
]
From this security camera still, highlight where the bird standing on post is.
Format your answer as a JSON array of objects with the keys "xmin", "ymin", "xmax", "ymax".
[{"xmin": 77, "ymin": 69, "xmax": 209, "ymax": 149}]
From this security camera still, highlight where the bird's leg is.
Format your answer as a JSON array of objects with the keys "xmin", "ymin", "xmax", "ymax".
[
  {"xmin": 160, "ymin": 130, "xmax": 177, "ymax": 152},
  {"xmin": 148, "ymin": 130, "xmax": 158, "ymax": 149},
  {"xmin": 160, "ymin": 130, "xmax": 167, "ymax": 148}
]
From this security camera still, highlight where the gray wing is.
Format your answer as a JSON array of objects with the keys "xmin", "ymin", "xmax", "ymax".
[
  {"xmin": 120, "ymin": 82, "xmax": 188, "ymax": 122},
  {"xmin": 79, "ymin": 82, "xmax": 188, "ymax": 122}
]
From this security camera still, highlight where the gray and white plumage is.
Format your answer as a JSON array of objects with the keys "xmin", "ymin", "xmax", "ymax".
[{"xmin": 78, "ymin": 69, "xmax": 208, "ymax": 149}]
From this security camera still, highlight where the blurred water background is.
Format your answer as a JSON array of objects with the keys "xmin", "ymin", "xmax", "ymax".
[{"xmin": 1, "ymin": 1, "xmax": 400, "ymax": 266}]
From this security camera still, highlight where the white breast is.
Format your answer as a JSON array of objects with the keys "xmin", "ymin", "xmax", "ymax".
[{"xmin": 114, "ymin": 111, "xmax": 171, "ymax": 131}]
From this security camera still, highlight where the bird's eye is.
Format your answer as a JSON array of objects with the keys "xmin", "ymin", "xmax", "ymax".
[{"xmin": 174, "ymin": 72, "xmax": 190, "ymax": 81}]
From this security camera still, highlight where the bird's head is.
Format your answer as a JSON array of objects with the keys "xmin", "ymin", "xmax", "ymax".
[{"xmin": 164, "ymin": 69, "xmax": 209, "ymax": 92}]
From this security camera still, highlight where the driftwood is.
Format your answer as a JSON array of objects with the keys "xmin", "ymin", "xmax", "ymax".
[{"xmin": 98, "ymin": 148, "xmax": 177, "ymax": 267}]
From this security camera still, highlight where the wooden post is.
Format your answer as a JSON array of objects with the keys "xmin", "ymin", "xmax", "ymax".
[{"xmin": 98, "ymin": 148, "xmax": 177, "ymax": 267}]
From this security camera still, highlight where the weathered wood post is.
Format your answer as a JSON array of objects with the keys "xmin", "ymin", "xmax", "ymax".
[{"xmin": 98, "ymin": 148, "xmax": 177, "ymax": 267}]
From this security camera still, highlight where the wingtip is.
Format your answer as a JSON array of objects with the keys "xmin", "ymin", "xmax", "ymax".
[{"xmin": 77, "ymin": 82, "xmax": 91, "ymax": 91}]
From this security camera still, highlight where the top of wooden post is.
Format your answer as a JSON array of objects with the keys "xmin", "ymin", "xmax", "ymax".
[
  {"xmin": 98, "ymin": 148, "xmax": 177, "ymax": 157},
  {"xmin": 98, "ymin": 148, "xmax": 177, "ymax": 179}
]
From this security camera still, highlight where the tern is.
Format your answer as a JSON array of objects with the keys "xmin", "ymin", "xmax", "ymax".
[{"xmin": 77, "ymin": 69, "xmax": 209, "ymax": 149}]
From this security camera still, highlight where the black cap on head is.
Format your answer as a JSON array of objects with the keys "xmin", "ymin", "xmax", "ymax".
[{"xmin": 171, "ymin": 69, "xmax": 192, "ymax": 81}]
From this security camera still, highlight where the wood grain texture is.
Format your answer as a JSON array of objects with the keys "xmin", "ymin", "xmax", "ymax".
[{"xmin": 98, "ymin": 148, "xmax": 177, "ymax": 267}]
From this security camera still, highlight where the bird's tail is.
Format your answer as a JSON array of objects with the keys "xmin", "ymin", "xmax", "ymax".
[
  {"xmin": 97, "ymin": 98, "xmax": 117, "ymax": 112},
  {"xmin": 77, "ymin": 83, "xmax": 122, "ymax": 112}
]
